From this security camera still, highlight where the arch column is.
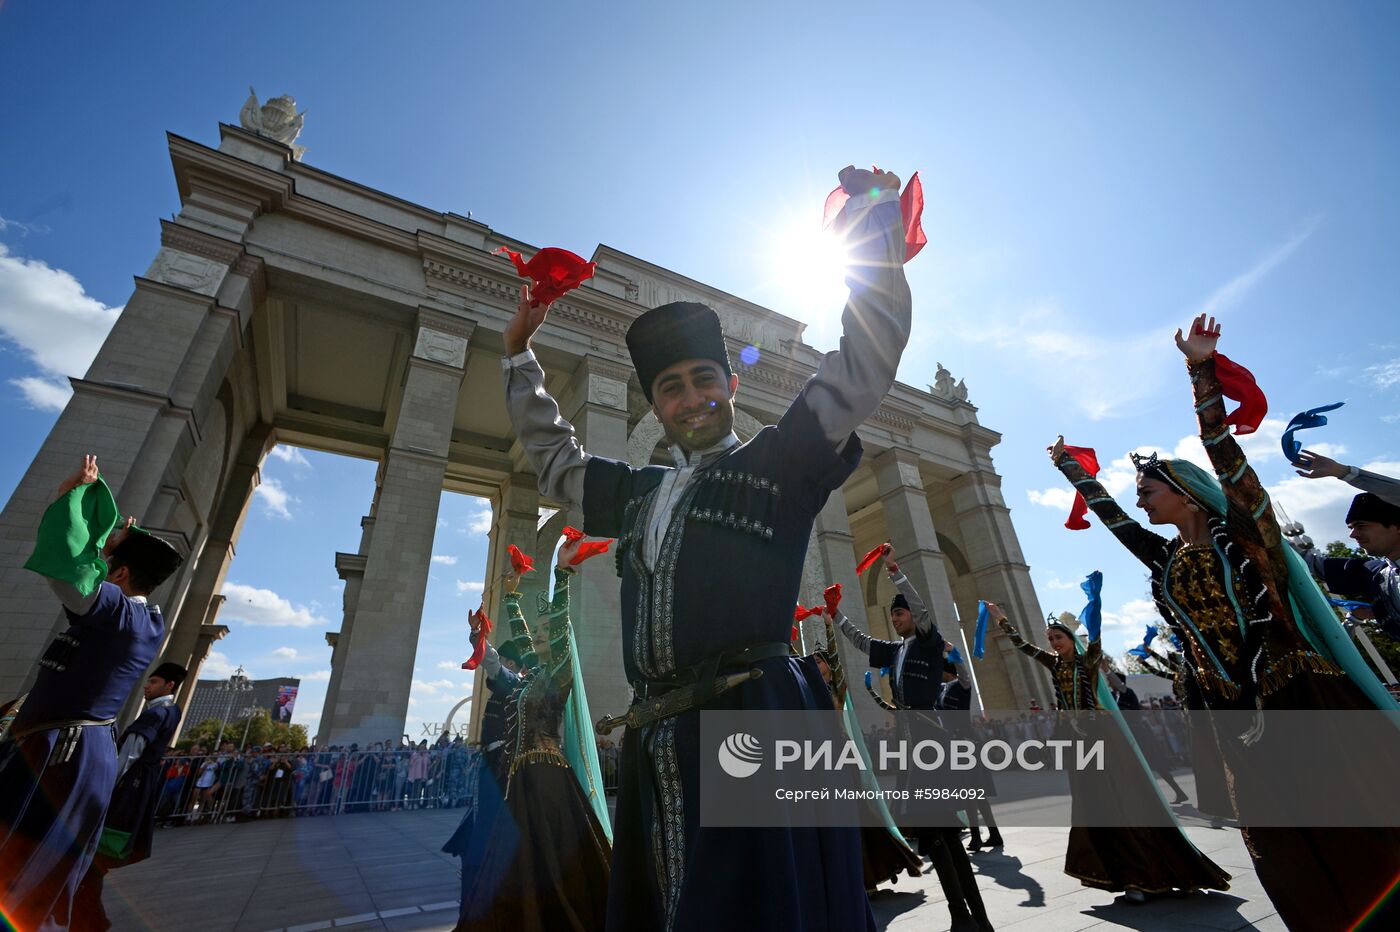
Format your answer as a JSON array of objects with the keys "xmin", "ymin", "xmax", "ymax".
[
  {"xmin": 562, "ymin": 356, "xmax": 634, "ymax": 725},
  {"xmin": 949, "ymin": 470, "xmax": 1044, "ymax": 710},
  {"xmin": 871, "ymin": 449, "xmax": 959, "ymax": 635},
  {"xmin": 0, "ymin": 219, "xmax": 260, "ymax": 699},
  {"xmin": 321, "ymin": 310, "xmax": 472, "ymax": 746},
  {"xmin": 159, "ymin": 425, "xmax": 270, "ymax": 715},
  {"xmin": 810, "ymin": 486, "xmax": 887, "ymax": 718}
]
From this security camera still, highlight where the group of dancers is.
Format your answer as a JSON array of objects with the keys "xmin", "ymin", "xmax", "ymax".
[
  {"xmin": 445, "ymin": 162, "xmax": 1400, "ymax": 932},
  {"xmin": 4, "ymin": 162, "xmax": 1399, "ymax": 932}
]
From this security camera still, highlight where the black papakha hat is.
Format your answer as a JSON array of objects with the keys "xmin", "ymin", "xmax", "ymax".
[
  {"xmin": 890, "ymin": 593, "xmax": 910, "ymax": 613},
  {"xmin": 109, "ymin": 529, "xmax": 183, "ymax": 590},
  {"xmin": 151, "ymin": 662, "xmax": 187, "ymax": 685},
  {"xmin": 626, "ymin": 302, "xmax": 733, "ymax": 403},
  {"xmin": 497, "ymin": 637, "xmax": 529, "ymax": 665},
  {"xmin": 1346, "ymin": 492, "xmax": 1400, "ymax": 527}
]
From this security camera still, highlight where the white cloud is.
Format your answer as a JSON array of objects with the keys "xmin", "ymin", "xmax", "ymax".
[
  {"xmin": 9, "ymin": 375, "xmax": 71, "ymax": 411},
  {"xmin": 255, "ymin": 477, "xmax": 296, "ymax": 519},
  {"xmin": 468, "ymin": 503, "xmax": 493, "ymax": 535},
  {"xmin": 1042, "ymin": 577, "xmax": 1078, "ymax": 591},
  {"xmin": 272, "ymin": 646, "xmax": 299, "ymax": 659},
  {"xmin": 0, "ymin": 213, "xmax": 46, "ymax": 236},
  {"xmin": 0, "ymin": 242, "xmax": 122, "ymax": 410},
  {"xmin": 1197, "ymin": 216, "xmax": 1321, "ymax": 319},
  {"xmin": 1102, "ymin": 598, "xmax": 1159, "ymax": 631},
  {"xmin": 296, "ymin": 669, "xmax": 331, "ymax": 681},
  {"xmin": 203, "ymin": 650, "xmax": 235, "ymax": 678},
  {"xmin": 411, "ymin": 677, "xmax": 463, "ymax": 697},
  {"xmin": 267, "ymin": 445, "xmax": 312, "ymax": 468},
  {"xmin": 1362, "ymin": 357, "xmax": 1400, "ymax": 391},
  {"xmin": 431, "ymin": 555, "xmax": 458, "ymax": 566},
  {"xmin": 220, "ymin": 582, "xmax": 329, "ymax": 628},
  {"xmin": 436, "ymin": 660, "xmax": 463, "ymax": 671},
  {"xmin": 456, "ymin": 580, "xmax": 484, "ymax": 596},
  {"xmin": 1026, "ymin": 487, "xmax": 1076, "ymax": 511}
]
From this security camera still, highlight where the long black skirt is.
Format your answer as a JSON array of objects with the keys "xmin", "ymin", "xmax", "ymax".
[
  {"xmin": 1063, "ymin": 723, "xmax": 1231, "ymax": 894},
  {"xmin": 1227, "ymin": 671, "xmax": 1400, "ymax": 932},
  {"xmin": 457, "ymin": 756, "xmax": 610, "ymax": 931}
]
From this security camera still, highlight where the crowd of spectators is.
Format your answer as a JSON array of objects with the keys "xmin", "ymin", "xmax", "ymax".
[{"xmin": 153, "ymin": 735, "xmax": 624, "ymax": 826}]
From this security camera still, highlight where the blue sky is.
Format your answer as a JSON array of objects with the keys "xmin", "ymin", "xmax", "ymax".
[{"xmin": 2, "ymin": 1, "xmax": 1398, "ymax": 734}]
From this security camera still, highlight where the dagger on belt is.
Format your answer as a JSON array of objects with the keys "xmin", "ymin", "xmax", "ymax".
[{"xmin": 595, "ymin": 669, "xmax": 763, "ymax": 736}]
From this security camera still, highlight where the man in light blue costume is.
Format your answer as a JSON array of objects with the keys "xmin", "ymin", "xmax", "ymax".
[{"xmin": 501, "ymin": 166, "xmax": 912, "ymax": 931}]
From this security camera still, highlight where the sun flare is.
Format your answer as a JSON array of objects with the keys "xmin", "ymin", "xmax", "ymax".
[{"xmin": 764, "ymin": 220, "xmax": 852, "ymax": 325}]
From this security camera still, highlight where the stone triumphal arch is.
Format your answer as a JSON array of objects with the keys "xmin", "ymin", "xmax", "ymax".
[{"xmin": 0, "ymin": 119, "xmax": 1047, "ymax": 744}]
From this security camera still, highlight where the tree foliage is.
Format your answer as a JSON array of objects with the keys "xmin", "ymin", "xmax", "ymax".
[
  {"xmin": 179, "ymin": 713, "xmax": 308, "ymax": 751},
  {"xmin": 1325, "ymin": 540, "xmax": 1367, "ymax": 559}
]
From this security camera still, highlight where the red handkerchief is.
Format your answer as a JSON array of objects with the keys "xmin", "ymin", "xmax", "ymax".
[
  {"xmin": 463, "ymin": 609, "xmax": 494, "ymax": 670},
  {"xmin": 562, "ymin": 526, "xmax": 613, "ymax": 565},
  {"xmin": 494, "ymin": 247, "xmax": 597, "ymax": 307},
  {"xmin": 508, "ymin": 544, "xmax": 535, "ymax": 575},
  {"xmin": 794, "ymin": 605, "xmax": 824, "ymax": 621},
  {"xmin": 821, "ymin": 169, "xmax": 925, "ymax": 263},
  {"xmin": 1062, "ymin": 445, "xmax": 1100, "ymax": 531},
  {"xmin": 1212, "ymin": 353, "xmax": 1268, "ymax": 436},
  {"xmin": 856, "ymin": 543, "xmax": 890, "ymax": 575},
  {"xmin": 823, "ymin": 583, "xmax": 843, "ymax": 617}
]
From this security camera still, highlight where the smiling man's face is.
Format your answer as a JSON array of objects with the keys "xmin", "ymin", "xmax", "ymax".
[{"xmin": 650, "ymin": 358, "xmax": 738, "ymax": 452}]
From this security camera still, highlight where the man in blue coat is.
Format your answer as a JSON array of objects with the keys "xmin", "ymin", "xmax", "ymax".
[
  {"xmin": 0, "ymin": 455, "xmax": 182, "ymax": 931},
  {"xmin": 834, "ymin": 547, "xmax": 991, "ymax": 931},
  {"xmin": 69, "ymin": 662, "xmax": 187, "ymax": 930}
]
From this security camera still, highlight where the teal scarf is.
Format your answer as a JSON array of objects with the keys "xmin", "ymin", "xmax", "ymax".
[{"xmin": 1162, "ymin": 458, "xmax": 1399, "ymax": 713}]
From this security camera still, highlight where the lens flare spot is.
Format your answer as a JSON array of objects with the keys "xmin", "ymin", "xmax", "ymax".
[{"xmin": 740, "ymin": 344, "xmax": 760, "ymax": 367}]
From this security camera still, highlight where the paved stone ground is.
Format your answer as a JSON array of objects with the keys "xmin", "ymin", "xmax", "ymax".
[{"xmin": 102, "ymin": 806, "xmax": 1281, "ymax": 931}]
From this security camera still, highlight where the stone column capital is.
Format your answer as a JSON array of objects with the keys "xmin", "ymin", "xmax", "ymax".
[
  {"xmin": 411, "ymin": 307, "xmax": 475, "ymax": 370},
  {"xmin": 872, "ymin": 448, "xmax": 926, "ymax": 494}
]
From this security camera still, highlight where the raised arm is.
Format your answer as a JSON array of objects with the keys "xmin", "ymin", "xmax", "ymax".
[
  {"xmin": 1050, "ymin": 436, "xmax": 1172, "ymax": 569},
  {"xmin": 885, "ymin": 551, "xmax": 937, "ymax": 639},
  {"xmin": 804, "ymin": 171, "xmax": 913, "ymax": 447},
  {"xmin": 832, "ymin": 608, "xmax": 902, "ymax": 670},
  {"xmin": 1176, "ymin": 315, "xmax": 1279, "ymax": 550},
  {"xmin": 542, "ymin": 564, "xmax": 577, "ymax": 691},
  {"xmin": 1295, "ymin": 451, "xmax": 1400, "ymax": 508},
  {"xmin": 988, "ymin": 602, "xmax": 1056, "ymax": 671},
  {"xmin": 500, "ymin": 285, "xmax": 589, "ymax": 508}
]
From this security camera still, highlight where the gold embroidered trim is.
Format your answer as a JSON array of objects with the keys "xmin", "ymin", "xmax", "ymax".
[{"xmin": 1257, "ymin": 651, "xmax": 1343, "ymax": 697}]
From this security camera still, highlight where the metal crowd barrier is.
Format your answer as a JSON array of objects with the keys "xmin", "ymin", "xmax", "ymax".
[{"xmin": 153, "ymin": 744, "xmax": 624, "ymax": 826}]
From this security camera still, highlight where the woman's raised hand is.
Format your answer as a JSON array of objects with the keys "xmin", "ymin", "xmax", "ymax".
[{"xmin": 1175, "ymin": 312, "xmax": 1221, "ymax": 363}]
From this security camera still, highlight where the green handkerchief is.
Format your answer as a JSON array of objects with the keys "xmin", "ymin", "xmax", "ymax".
[{"xmin": 23, "ymin": 477, "xmax": 120, "ymax": 597}]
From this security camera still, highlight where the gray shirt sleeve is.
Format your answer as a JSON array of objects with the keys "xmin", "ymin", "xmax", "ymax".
[
  {"xmin": 804, "ymin": 189, "xmax": 914, "ymax": 448},
  {"xmin": 501, "ymin": 351, "xmax": 590, "ymax": 507},
  {"xmin": 951, "ymin": 658, "xmax": 972, "ymax": 690},
  {"xmin": 834, "ymin": 610, "xmax": 874, "ymax": 656},
  {"xmin": 47, "ymin": 578, "xmax": 99, "ymax": 616},
  {"xmin": 890, "ymin": 572, "xmax": 935, "ymax": 637},
  {"xmin": 1348, "ymin": 467, "xmax": 1400, "ymax": 508},
  {"xmin": 116, "ymin": 733, "xmax": 147, "ymax": 778},
  {"xmin": 479, "ymin": 639, "xmax": 502, "ymax": 680}
]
